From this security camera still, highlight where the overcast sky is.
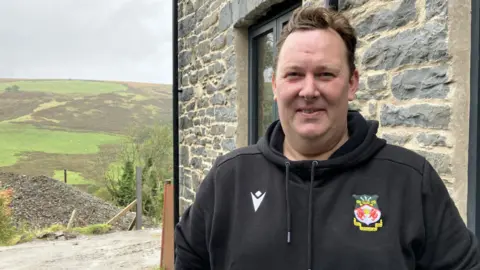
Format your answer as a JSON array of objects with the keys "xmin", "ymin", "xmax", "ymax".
[{"xmin": 0, "ymin": 0, "xmax": 172, "ymax": 84}]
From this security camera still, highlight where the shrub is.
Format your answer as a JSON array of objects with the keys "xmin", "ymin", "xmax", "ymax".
[
  {"xmin": 102, "ymin": 124, "xmax": 172, "ymax": 224},
  {"xmin": 4, "ymin": 85, "xmax": 20, "ymax": 92},
  {"xmin": 0, "ymin": 183, "xmax": 16, "ymax": 245}
]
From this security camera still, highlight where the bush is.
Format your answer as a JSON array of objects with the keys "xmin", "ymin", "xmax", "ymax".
[
  {"xmin": 102, "ymin": 123, "xmax": 172, "ymax": 224},
  {"xmin": 4, "ymin": 85, "xmax": 20, "ymax": 92},
  {"xmin": 93, "ymin": 186, "xmax": 113, "ymax": 201},
  {"xmin": 0, "ymin": 183, "xmax": 16, "ymax": 245}
]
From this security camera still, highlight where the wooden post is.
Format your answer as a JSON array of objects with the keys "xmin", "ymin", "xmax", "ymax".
[
  {"xmin": 67, "ymin": 209, "xmax": 76, "ymax": 229},
  {"xmin": 64, "ymin": 169, "xmax": 67, "ymax": 183},
  {"xmin": 161, "ymin": 180, "xmax": 175, "ymax": 270},
  {"xmin": 136, "ymin": 166, "xmax": 142, "ymax": 230}
]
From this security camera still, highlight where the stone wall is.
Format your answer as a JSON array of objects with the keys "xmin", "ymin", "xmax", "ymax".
[
  {"xmin": 178, "ymin": 0, "xmax": 471, "ymax": 218},
  {"xmin": 328, "ymin": 0, "xmax": 470, "ymax": 219},
  {"xmin": 341, "ymin": 0, "xmax": 452, "ymax": 176},
  {"xmin": 178, "ymin": 0, "xmax": 236, "ymax": 212}
]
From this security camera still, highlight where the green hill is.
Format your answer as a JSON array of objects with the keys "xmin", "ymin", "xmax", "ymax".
[
  {"xmin": 0, "ymin": 79, "xmax": 172, "ymax": 193},
  {"xmin": 0, "ymin": 79, "xmax": 128, "ymax": 94}
]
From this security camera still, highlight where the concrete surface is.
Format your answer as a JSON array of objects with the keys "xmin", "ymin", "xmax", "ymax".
[{"xmin": 0, "ymin": 229, "xmax": 162, "ymax": 270}]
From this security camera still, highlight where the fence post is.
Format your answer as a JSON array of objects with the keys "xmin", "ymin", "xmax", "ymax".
[
  {"xmin": 136, "ymin": 166, "xmax": 142, "ymax": 230},
  {"xmin": 64, "ymin": 169, "xmax": 67, "ymax": 184},
  {"xmin": 161, "ymin": 179, "xmax": 174, "ymax": 269}
]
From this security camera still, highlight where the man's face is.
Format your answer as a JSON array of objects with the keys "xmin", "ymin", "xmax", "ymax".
[{"xmin": 272, "ymin": 28, "xmax": 359, "ymax": 140}]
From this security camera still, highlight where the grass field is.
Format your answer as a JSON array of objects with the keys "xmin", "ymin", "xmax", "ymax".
[
  {"xmin": 52, "ymin": 170, "xmax": 92, "ymax": 185},
  {"xmin": 0, "ymin": 123, "xmax": 122, "ymax": 167},
  {"xmin": 0, "ymin": 78, "xmax": 172, "ymax": 193},
  {"xmin": 0, "ymin": 80, "xmax": 128, "ymax": 95}
]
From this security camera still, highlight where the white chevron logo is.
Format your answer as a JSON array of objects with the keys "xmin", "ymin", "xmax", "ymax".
[{"xmin": 251, "ymin": 191, "xmax": 266, "ymax": 212}]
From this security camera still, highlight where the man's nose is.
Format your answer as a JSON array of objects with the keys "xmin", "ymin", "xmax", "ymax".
[{"xmin": 299, "ymin": 74, "xmax": 319, "ymax": 99}]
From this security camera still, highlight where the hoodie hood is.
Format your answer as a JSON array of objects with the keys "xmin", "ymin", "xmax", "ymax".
[
  {"xmin": 257, "ymin": 110, "xmax": 386, "ymax": 173},
  {"xmin": 256, "ymin": 110, "xmax": 386, "ymax": 270}
]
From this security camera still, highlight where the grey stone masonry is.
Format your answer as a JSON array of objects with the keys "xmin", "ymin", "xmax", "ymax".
[
  {"xmin": 362, "ymin": 20, "xmax": 448, "ymax": 71},
  {"xmin": 178, "ymin": 0, "xmax": 237, "ymax": 213},
  {"xmin": 179, "ymin": 0, "xmax": 457, "ymax": 213},
  {"xmin": 391, "ymin": 66, "xmax": 451, "ymax": 100},
  {"xmin": 341, "ymin": 0, "xmax": 455, "ymax": 190}
]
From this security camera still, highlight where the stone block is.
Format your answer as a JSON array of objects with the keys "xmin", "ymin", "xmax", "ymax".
[
  {"xmin": 416, "ymin": 150, "xmax": 451, "ymax": 175},
  {"xmin": 214, "ymin": 107, "xmax": 237, "ymax": 122},
  {"xmin": 380, "ymin": 104, "xmax": 451, "ymax": 129},
  {"xmin": 363, "ymin": 21, "xmax": 448, "ymax": 70},
  {"xmin": 382, "ymin": 133, "xmax": 412, "ymax": 146},
  {"xmin": 355, "ymin": 0, "xmax": 416, "ymax": 37},
  {"xmin": 416, "ymin": 133, "xmax": 448, "ymax": 147},
  {"xmin": 391, "ymin": 66, "xmax": 450, "ymax": 100},
  {"xmin": 179, "ymin": 14, "xmax": 196, "ymax": 38},
  {"xmin": 426, "ymin": 0, "xmax": 447, "ymax": 20},
  {"xmin": 222, "ymin": 138, "xmax": 236, "ymax": 151},
  {"xmin": 339, "ymin": 0, "xmax": 369, "ymax": 10}
]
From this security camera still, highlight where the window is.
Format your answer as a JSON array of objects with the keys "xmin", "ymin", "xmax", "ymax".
[{"xmin": 248, "ymin": 2, "xmax": 300, "ymax": 145}]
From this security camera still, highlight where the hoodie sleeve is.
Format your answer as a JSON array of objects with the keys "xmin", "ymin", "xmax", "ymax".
[
  {"xmin": 174, "ymin": 161, "xmax": 217, "ymax": 270},
  {"xmin": 416, "ymin": 160, "xmax": 480, "ymax": 269}
]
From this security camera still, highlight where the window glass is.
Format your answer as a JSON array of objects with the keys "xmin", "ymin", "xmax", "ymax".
[
  {"xmin": 255, "ymin": 32, "xmax": 275, "ymax": 138},
  {"xmin": 248, "ymin": 4, "xmax": 299, "ymax": 144}
]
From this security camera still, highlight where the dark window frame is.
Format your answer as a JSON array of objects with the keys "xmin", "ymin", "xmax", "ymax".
[
  {"xmin": 247, "ymin": 2, "xmax": 300, "ymax": 145},
  {"xmin": 468, "ymin": 0, "xmax": 480, "ymax": 240}
]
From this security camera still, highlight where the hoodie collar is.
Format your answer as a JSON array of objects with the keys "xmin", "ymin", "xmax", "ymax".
[{"xmin": 257, "ymin": 110, "xmax": 386, "ymax": 172}]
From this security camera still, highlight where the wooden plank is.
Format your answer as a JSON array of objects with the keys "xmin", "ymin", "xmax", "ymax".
[
  {"xmin": 128, "ymin": 214, "xmax": 136, "ymax": 231},
  {"xmin": 107, "ymin": 199, "xmax": 137, "ymax": 225},
  {"xmin": 161, "ymin": 181, "xmax": 174, "ymax": 270},
  {"xmin": 67, "ymin": 209, "xmax": 76, "ymax": 229}
]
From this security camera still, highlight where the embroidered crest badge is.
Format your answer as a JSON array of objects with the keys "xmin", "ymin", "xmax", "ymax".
[{"xmin": 352, "ymin": 194, "xmax": 383, "ymax": 232}]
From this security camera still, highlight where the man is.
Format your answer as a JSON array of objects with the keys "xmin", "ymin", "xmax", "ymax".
[{"xmin": 175, "ymin": 5, "xmax": 480, "ymax": 269}]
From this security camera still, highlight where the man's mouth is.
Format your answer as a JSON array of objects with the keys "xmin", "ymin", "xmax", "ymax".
[{"xmin": 298, "ymin": 108, "xmax": 324, "ymax": 114}]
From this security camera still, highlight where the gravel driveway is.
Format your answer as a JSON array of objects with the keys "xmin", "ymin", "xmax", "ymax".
[{"xmin": 0, "ymin": 229, "xmax": 162, "ymax": 270}]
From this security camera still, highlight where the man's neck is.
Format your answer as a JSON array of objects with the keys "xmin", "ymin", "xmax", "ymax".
[{"xmin": 283, "ymin": 130, "xmax": 349, "ymax": 161}]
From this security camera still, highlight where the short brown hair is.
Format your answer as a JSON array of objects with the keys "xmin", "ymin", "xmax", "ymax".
[{"xmin": 275, "ymin": 5, "xmax": 357, "ymax": 75}]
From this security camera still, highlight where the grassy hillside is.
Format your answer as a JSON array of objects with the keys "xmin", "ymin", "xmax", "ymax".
[
  {"xmin": 0, "ymin": 80, "xmax": 127, "ymax": 94},
  {"xmin": 0, "ymin": 79, "xmax": 172, "ymax": 193},
  {"xmin": 0, "ymin": 122, "xmax": 121, "ymax": 167}
]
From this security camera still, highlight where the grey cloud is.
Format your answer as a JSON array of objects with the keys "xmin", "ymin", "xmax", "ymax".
[{"xmin": 0, "ymin": 0, "xmax": 172, "ymax": 83}]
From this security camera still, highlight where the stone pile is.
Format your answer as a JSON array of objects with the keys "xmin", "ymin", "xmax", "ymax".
[{"xmin": 0, "ymin": 172, "xmax": 139, "ymax": 230}]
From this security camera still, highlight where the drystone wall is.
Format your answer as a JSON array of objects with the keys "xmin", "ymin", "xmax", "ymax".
[
  {"xmin": 178, "ymin": 0, "xmax": 236, "ymax": 212},
  {"xmin": 331, "ymin": 1, "xmax": 455, "ymax": 191}
]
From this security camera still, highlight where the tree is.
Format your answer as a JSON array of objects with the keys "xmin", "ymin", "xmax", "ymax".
[
  {"xmin": 102, "ymin": 123, "xmax": 172, "ymax": 224},
  {"xmin": 5, "ymin": 85, "xmax": 19, "ymax": 92}
]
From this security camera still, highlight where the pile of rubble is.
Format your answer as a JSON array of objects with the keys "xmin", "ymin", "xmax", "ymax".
[{"xmin": 0, "ymin": 172, "xmax": 141, "ymax": 231}]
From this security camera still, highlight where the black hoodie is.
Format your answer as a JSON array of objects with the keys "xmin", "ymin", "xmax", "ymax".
[{"xmin": 175, "ymin": 111, "xmax": 480, "ymax": 270}]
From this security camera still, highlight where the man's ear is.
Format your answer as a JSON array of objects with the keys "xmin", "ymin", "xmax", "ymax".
[
  {"xmin": 272, "ymin": 73, "xmax": 277, "ymax": 101},
  {"xmin": 348, "ymin": 69, "xmax": 359, "ymax": 101}
]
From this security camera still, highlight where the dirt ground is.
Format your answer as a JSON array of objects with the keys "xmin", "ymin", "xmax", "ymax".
[{"xmin": 0, "ymin": 229, "xmax": 162, "ymax": 270}]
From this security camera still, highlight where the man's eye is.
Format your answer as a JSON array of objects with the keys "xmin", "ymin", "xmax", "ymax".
[
  {"xmin": 318, "ymin": 72, "xmax": 334, "ymax": 77},
  {"xmin": 286, "ymin": 72, "xmax": 300, "ymax": 77}
]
